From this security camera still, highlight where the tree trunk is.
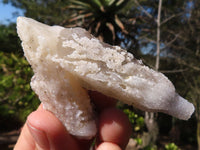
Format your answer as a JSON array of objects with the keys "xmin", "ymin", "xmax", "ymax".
[
  {"xmin": 143, "ymin": 112, "xmax": 159, "ymax": 145},
  {"xmin": 143, "ymin": 0, "xmax": 162, "ymax": 147},
  {"xmin": 155, "ymin": 0, "xmax": 162, "ymax": 71}
]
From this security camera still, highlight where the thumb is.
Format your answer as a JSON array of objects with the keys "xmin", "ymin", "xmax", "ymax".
[
  {"xmin": 27, "ymin": 105, "xmax": 80, "ymax": 150},
  {"xmin": 13, "ymin": 119, "xmax": 48, "ymax": 150},
  {"xmin": 14, "ymin": 104, "xmax": 80, "ymax": 150},
  {"xmin": 26, "ymin": 121, "xmax": 49, "ymax": 150}
]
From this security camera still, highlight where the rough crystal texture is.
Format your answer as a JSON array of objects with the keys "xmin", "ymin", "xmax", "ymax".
[{"xmin": 17, "ymin": 17, "xmax": 194, "ymax": 138}]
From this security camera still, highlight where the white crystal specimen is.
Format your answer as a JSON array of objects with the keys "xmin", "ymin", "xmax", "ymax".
[{"xmin": 17, "ymin": 17, "xmax": 194, "ymax": 138}]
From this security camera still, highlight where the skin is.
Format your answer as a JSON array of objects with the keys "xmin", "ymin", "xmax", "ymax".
[{"xmin": 14, "ymin": 92, "xmax": 132, "ymax": 150}]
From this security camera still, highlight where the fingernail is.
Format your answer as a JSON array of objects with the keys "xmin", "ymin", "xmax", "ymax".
[{"xmin": 27, "ymin": 121, "xmax": 50, "ymax": 149}]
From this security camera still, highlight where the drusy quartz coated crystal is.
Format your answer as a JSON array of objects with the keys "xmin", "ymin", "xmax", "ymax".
[{"xmin": 17, "ymin": 17, "xmax": 194, "ymax": 139}]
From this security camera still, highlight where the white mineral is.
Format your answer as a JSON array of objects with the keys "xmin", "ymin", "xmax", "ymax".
[{"xmin": 17, "ymin": 17, "xmax": 194, "ymax": 139}]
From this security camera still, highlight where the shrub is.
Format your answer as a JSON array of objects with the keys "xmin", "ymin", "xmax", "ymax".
[
  {"xmin": 0, "ymin": 51, "xmax": 40, "ymax": 127},
  {"xmin": 165, "ymin": 143, "xmax": 180, "ymax": 150}
]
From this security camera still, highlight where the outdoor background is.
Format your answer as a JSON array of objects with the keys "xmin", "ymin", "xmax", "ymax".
[{"xmin": 0, "ymin": 0, "xmax": 199, "ymax": 150}]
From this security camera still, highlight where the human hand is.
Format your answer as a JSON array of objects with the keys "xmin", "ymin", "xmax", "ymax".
[{"xmin": 14, "ymin": 91, "xmax": 132, "ymax": 150}]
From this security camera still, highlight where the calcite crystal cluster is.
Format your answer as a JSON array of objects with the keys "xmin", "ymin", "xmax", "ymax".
[{"xmin": 17, "ymin": 17, "xmax": 194, "ymax": 139}]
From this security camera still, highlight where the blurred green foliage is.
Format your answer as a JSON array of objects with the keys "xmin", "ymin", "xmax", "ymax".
[
  {"xmin": 0, "ymin": 51, "xmax": 40, "ymax": 123},
  {"xmin": 135, "ymin": 137, "xmax": 143, "ymax": 146},
  {"xmin": 134, "ymin": 137, "xmax": 181, "ymax": 150},
  {"xmin": 165, "ymin": 143, "xmax": 180, "ymax": 150},
  {"xmin": 123, "ymin": 108, "xmax": 145, "ymax": 132},
  {"xmin": 144, "ymin": 145, "xmax": 157, "ymax": 150}
]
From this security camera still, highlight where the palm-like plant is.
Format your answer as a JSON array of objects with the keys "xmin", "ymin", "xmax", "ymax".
[{"xmin": 64, "ymin": 0, "xmax": 136, "ymax": 45}]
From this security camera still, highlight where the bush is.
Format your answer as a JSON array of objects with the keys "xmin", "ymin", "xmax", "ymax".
[
  {"xmin": 0, "ymin": 51, "xmax": 40, "ymax": 129},
  {"xmin": 123, "ymin": 108, "xmax": 145, "ymax": 132},
  {"xmin": 165, "ymin": 143, "xmax": 180, "ymax": 150}
]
